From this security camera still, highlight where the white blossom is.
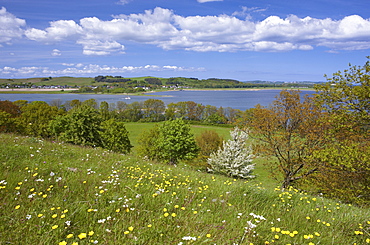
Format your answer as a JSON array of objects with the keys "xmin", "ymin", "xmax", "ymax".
[
  {"xmin": 207, "ymin": 128, "xmax": 255, "ymax": 179},
  {"xmin": 182, "ymin": 236, "xmax": 196, "ymax": 241}
]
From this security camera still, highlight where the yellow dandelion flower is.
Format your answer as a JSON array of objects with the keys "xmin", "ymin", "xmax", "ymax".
[
  {"xmin": 274, "ymin": 235, "xmax": 279, "ymax": 239},
  {"xmin": 61, "ymin": 214, "xmax": 66, "ymax": 219},
  {"xmin": 38, "ymin": 213, "xmax": 43, "ymax": 217},
  {"xmin": 42, "ymin": 194, "xmax": 47, "ymax": 198},
  {"xmin": 116, "ymin": 208, "xmax": 120, "ymax": 213},
  {"xmin": 147, "ymin": 224, "xmax": 152, "ymax": 228},
  {"xmin": 52, "ymin": 214, "xmax": 57, "ymax": 218},
  {"xmin": 124, "ymin": 231, "xmax": 129, "ymax": 235},
  {"xmin": 181, "ymin": 207, "xmax": 185, "ymax": 210},
  {"xmin": 51, "ymin": 225, "xmax": 58, "ymax": 230},
  {"xmin": 164, "ymin": 213, "xmax": 169, "ymax": 217},
  {"xmin": 174, "ymin": 205, "xmax": 179, "ymax": 209},
  {"xmin": 59, "ymin": 241, "xmax": 67, "ymax": 245},
  {"xmin": 88, "ymin": 231, "xmax": 94, "ymax": 236},
  {"xmin": 78, "ymin": 233, "xmax": 87, "ymax": 239},
  {"xmin": 14, "ymin": 205, "xmax": 20, "ymax": 210},
  {"xmin": 128, "ymin": 226, "xmax": 134, "ymax": 232},
  {"xmin": 66, "ymin": 234, "xmax": 73, "ymax": 238},
  {"xmin": 206, "ymin": 234, "xmax": 211, "ymax": 238},
  {"xmin": 275, "ymin": 228, "xmax": 281, "ymax": 232},
  {"xmin": 171, "ymin": 213, "xmax": 176, "ymax": 217},
  {"xmin": 72, "ymin": 243, "xmax": 78, "ymax": 245},
  {"xmin": 306, "ymin": 216, "xmax": 311, "ymax": 220},
  {"xmin": 163, "ymin": 208, "xmax": 167, "ymax": 212}
]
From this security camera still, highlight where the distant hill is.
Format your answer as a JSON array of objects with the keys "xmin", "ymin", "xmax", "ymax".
[{"xmin": 0, "ymin": 76, "xmax": 318, "ymax": 92}]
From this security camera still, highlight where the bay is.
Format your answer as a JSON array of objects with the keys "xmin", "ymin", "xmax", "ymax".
[{"xmin": 0, "ymin": 90, "xmax": 316, "ymax": 111}]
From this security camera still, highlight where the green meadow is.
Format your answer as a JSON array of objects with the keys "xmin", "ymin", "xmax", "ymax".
[{"xmin": 0, "ymin": 124, "xmax": 369, "ymax": 244}]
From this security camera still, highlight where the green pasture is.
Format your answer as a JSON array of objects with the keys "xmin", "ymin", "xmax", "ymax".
[{"xmin": 124, "ymin": 122, "xmax": 232, "ymax": 149}]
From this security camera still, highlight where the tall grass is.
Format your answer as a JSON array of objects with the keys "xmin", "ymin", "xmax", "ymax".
[{"xmin": 0, "ymin": 133, "xmax": 369, "ymax": 244}]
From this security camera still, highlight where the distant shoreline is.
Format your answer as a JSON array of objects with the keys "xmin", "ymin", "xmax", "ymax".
[
  {"xmin": 0, "ymin": 88, "xmax": 77, "ymax": 93},
  {"xmin": 0, "ymin": 87, "xmax": 315, "ymax": 94}
]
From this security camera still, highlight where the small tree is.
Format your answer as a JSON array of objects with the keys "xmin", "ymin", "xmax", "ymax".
[
  {"xmin": 246, "ymin": 90, "xmax": 328, "ymax": 189},
  {"xmin": 99, "ymin": 119, "xmax": 133, "ymax": 154},
  {"xmin": 156, "ymin": 118, "xmax": 199, "ymax": 164},
  {"xmin": 137, "ymin": 118, "xmax": 199, "ymax": 164},
  {"xmin": 207, "ymin": 128, "xmax": 255, "ymax": 179}
]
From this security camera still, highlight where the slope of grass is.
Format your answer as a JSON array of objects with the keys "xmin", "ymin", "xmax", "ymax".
[{"xmin": 0, "ymin": 133, "xmax": 369, "ymax": 245}]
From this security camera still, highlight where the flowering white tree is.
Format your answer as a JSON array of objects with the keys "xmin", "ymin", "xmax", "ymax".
[{"xmin": 207, "ymin": 128, "xmax": 255, "ymax": 179}]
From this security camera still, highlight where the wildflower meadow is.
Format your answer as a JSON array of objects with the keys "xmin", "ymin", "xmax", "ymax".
[{"xmin": 0, "ymin": 133, "xmax": 369, "ymax": 244}]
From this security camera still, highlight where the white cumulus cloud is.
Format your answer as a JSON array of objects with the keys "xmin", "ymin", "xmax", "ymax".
[
  {"xmin": 16, "ymin": 7, "xmax": 370, "ymax": 54},
  {"xmin": 0, "ymin": 7, "xmax": 26, "ymax": 44},
  {"xmin": 51, "ymin": 49, "xmax": 61, "ymax": 56},
  {"xmin": 77, "ymin": 40, "xmax": 125, "ymax": 55},
  {"xmin": 25, "ymin": 20, "xmax": 82, "ymax": 43}
]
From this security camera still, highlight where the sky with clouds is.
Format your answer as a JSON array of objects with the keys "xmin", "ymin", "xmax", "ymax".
[{"xmin": 0, "ymin": 0, "xmax": 369, "ymax": 81}]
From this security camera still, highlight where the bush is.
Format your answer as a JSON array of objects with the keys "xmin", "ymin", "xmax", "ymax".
[
  {"xmin": 195, "ymin": 130, "xmax": 224, "ymax": 160},
  {"xmin": 100, "ymin": 119, "xmax": 133, "ymax": 154},
  {"xmin": 137, "ymin": 118, "xmax": 199, "ymax": 164},
  {"xmin": 49, "ymin": 105, "xmax": 102, "ymax": 147}
]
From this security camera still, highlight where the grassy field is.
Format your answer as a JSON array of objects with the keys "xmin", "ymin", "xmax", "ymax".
[
  {"xmin": 1, "ymin": 130, "xmax": 369, "ymax": 245},
  {"xmin": 124, "ymin": 122, "xmax": 232, "ymax": 150}
]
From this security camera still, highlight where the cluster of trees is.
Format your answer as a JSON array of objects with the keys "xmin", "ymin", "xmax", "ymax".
[
  {"xmin": 0, "ymin": 100, "xmax": 133, "ymax": 153},
  {"xmin": 242, "ymin": 59, "xmax": 369, "ymax": 205}
]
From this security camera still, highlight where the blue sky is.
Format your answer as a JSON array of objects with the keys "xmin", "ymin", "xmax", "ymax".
[{"xmin": 0, "ymin": 0, "xmax": 369, "ymax": 81}]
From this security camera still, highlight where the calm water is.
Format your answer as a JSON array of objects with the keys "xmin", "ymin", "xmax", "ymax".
[{"xmin": 0, "ymin": 90, "xmax": 316, "ymax": 111}]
